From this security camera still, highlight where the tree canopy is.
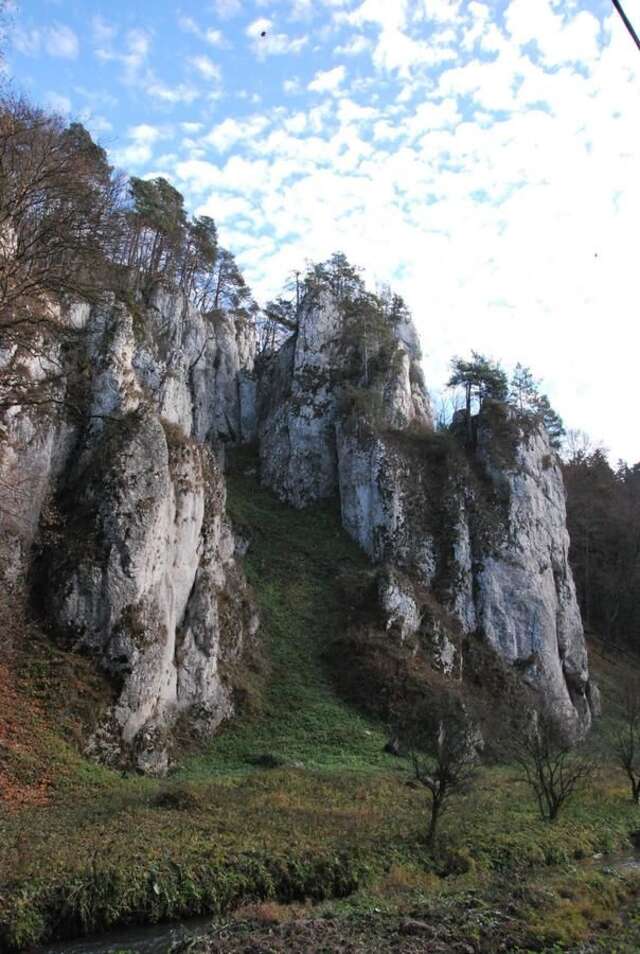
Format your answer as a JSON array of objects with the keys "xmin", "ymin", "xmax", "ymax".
[
  {"xmin": 509, "ymin": 363, "xmax": 565, "ymax": 449},
  {"xmin": 448, "ymin": 353, "xmax": 509, "ymax": 411},
  {"xmin": 563, "ymin": 448, "xmax": 640, "ymax": 648},
  {"xmin": 446, "ymin": 355, "xmax": 564, "ymax": 451}
]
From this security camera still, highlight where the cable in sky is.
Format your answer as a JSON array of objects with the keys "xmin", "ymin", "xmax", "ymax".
[{"xmin": 611, "ymin": 0, "xmax": 640, "ymax": 53}]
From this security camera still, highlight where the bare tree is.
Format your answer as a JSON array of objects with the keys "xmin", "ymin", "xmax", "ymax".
[
  {"xmin": 614, "ymin": 681, "xmax": 640, "ymax": 804},
  {"xmin": 404, "ymin": 695, "xmax": 479, "ymax": 850},
  {"xmin": 0, "ymin": 96, "xmax": 127, "ymax": 414},
  {"xmin": 561, "ymin": 428, "xmax": 596, "ymax": 464},
  {"xmin": 511, "ymin": 708, "xmax": 593, "ymax": 822},
  {"xmin": 433, "ymin": 391, "xmax": 464, "ymax": 431},
  {"xmin": 0, "ymin": 98, "xmax": 124, "ymax": 330}
]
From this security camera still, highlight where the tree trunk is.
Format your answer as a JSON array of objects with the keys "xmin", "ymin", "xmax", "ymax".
[{"xmin": 426, "ymin": 799, "xmax": 441, "ymax": 850}]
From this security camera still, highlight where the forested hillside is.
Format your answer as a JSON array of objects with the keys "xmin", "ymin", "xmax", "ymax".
[{"xmin": 564, "ymin": 448, "xmax": 640, "ymax": 649}]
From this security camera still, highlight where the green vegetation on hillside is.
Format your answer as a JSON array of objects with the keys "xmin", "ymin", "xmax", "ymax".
[
  {"xmin": 2, "ymin": 471, "xmax": 640, "ymax": 952},
  {"xmin": 179, "ymin": 465, "xmax": 396, "ymax": 776}
]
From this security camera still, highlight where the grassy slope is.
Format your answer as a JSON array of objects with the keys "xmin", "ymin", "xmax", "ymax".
[
  {"xmin": 179, "ymin": 470, "xmax": 396, "ymax": 776},
  {"xmin": 2, "ymin": 472, "xmax": 640, "ymax": 950}
]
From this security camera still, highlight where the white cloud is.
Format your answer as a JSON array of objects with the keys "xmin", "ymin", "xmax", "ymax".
[
  {"xmin": 190, "ymin": 55, "xmax": 222, "ymax": 82},
  {"xmin": 347, "ymin": 0, "xmax": 409, "ymax": 32},
  {"xmin": 45, "ymin": 91, "xmax": 72, "ymax": 114},
  {"xmin": 308, "ymin": 65, "xmax": 347, "ymax": 94},
  {"xmin": 91, "ymin": 16, "xmax": 116, "ymax": 46},
  {"xmin": 206, "ymin": 115, "xmax": 271, "ymax": 152},
  {"xmin": 130, "ymin": 123, "xmax": 163, "ymax": 144},
  {"xmin": 96, "ymin": 28, "xmax": 152, "ymax": 84},
  {"xmin": 13, "ymin": 22, "xmax": 80, "ymax": 59},
  {"xmin": 83, "ymin": 114, "xmax": 114, "ymax": 136},
  {"xmin": 505, "ymin": 0, "xmax": 601, "ymax": 67},
  {"xmin": 204, "ymin": 29, "xmax": 226, "ymax": 47},
  {"xmin": 45, "ymin": 24, "xmax": 79, "ymax": 59},
  {"xmin": 13, "ymin": 26, "xmax": 42, "ymax": 56},
  {"xmin": 178, "ymin": 16, "xmax": 227, "ymax": 48},
  {"xmin": 372, "ymin": 119, "xmax": 404, "ymax": 141},
  {"xmin": 283, "ymin": 77, "xmax": 302, "ymax": 94},
  {"xmin": 344, "ymin": 0, "xmax": 458, "ymax": 75},
  {"xmin": 335, "ymin": 34, "xmax": 371, "ymax": 56},
  {"xmin": 94, "ymin": 27, "xmax": 201, "ymax": 107},
  {"xmin": 415, "ymin": 0, "xmax": 463, "ymax": 24},
  {"xmin": 178, "ymin": 15, "xmax": 200, "ymax": 35},
  {"xmin": 113, "ymin": 124, "xmax": 162, "ymax": 167},
  {"xmin": 214, "ymin": 0, "xmax": 242, "ymax": 17},
  {"xmin": 145, "ymin": 79, "xmax": 200, "ymax": 104},
  {"xmin": 246, "ymin": 17, "xmax": 309, "ymax": 56}
]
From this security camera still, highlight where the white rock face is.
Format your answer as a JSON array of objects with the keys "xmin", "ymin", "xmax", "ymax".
[
  {"xmin": 473, "ymin": 416, "xmax": 591, "ymax": 732},
  {"xmin": 1, "ymin": 287, "xmax": 259, "ymax": 772},
  {"xmin": 2, "ymin": 273, "xmax": 596, "ymax": 756},
  {"xmin": 51, "ymin": 409, "xmax": 257, "ymax": 774},
  {"xmin": 379, "ymin": 568, "xmax": 421, "ymax": 646},
  {"xmin": 259, "ymin": 288, "xmax": 432, "ymax": 508},
  {"xmin": 258, "ymin": 293, "xmax": 594, "ymax": 735},
  {"xmin": 130, "ymin": 285, "xmax": 257, "ymax": 443},
  {"xmin": 336, "ymin": 410, "xmax": 593, "ymax": 734},
  {"xmin": 0, "ymin": 304, "xmax": 88, "ymax": 586},
  {"xmin": 258, "ymin": 290, "xmax": 346, "ymax": 507}
]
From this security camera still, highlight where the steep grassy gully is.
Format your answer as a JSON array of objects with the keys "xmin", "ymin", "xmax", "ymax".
[{"xmin": 2, "ymin": 462, "xmax": 640, "ymax": 952}]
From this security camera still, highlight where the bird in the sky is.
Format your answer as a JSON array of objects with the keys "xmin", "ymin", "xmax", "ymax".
[{"xmin": 261, "ymin": 30, "xmax": 267, "ymax": 37}]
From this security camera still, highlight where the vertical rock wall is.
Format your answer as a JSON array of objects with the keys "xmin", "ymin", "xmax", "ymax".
[
  {"xmin": 256, "ymin": 289, "xmax": 595, "ymax": 735},
  {"xmin": 1, "ymin": 287, "xmax": 259, "ymax": 773}
]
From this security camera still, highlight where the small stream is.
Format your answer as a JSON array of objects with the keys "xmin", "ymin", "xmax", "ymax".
[
  {"xmin": 38, "ymin": 851, "xmax": 640, "ymax": 954},
  {"xmin": 39, "ymin": 916, "xmax": 215, "ymax": 954},
  {"xmin": 583, "ymin": 848, "xmax": 640, "ymax": 871}
]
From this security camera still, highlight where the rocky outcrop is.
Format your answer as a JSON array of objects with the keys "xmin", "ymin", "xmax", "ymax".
[
  {"xmin": 257, "ymin": 290, "xmax": 594, "ymax": 736},
  {"xmin": 2, "ymin": 271, "xmax": 596, "ymax": 762},
  {"xmin": 0, "ymin": 302, "xmax": 88, "ymax": 586},
  {"xmin": 336, "ymin": 409, "xmax": 592, "ymax": 734},
  {"xmin": 1, "ymin": 287, "xmax": 258, "ymax": 772},
  {"xmin": 473, "ymin": 413, "xmax": 591, "ymax": 731},
  {"xmin": 92, "ymin": 285, "xmax": 256, "ymax": 444},
  {"xmin": 258, "ymin": 288, "xmax": 431, "ymax": 508},
  {"xmin": 50, "ymin": 409, "xmax": 256, "ymax": 774}
]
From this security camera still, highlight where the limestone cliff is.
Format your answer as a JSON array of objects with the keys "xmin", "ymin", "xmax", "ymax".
[
  {"xmin": 0, "ymin": 287, "xmax": 258, "ymax": 773},
  {"xmin": 258, "ymin": 286, "xmax": 431, "ymax": 508},
  {"xmin": 1, "ymin": 273, "xmax": 596, "ymax": 769},
  {"xmin": 256, "ymin": 289, "xmax": 595, "ymax": 735}
]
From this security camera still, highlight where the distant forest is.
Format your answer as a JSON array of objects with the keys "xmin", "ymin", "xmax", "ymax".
[{"xmin": 564, "ymin": 447, "xmax": 640, "ymax": 650}]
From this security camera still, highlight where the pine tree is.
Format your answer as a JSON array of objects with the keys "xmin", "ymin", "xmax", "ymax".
[
  {"xmin": 532, "ymin": 394, "xmax": 565, "ymax": 450},
  {"xmin": 509, "ymin": 363, "xmax": 540, "ymax": 413},
  {"xmin": 508, "ymin": 364, "xmax": 565, "ymax": 450},
  {"xmin": 447, "ymin": 352, "xmax": 508, "ymax": 442}
]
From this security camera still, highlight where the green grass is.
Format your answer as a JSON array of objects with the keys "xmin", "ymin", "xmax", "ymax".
[
  {"xmin": 3, "ymin": 470, "xmax": 640, "ymax": 950},
  {"xmin": 178, "ymin": 471, "xmax": 397, "ymax": 777}
]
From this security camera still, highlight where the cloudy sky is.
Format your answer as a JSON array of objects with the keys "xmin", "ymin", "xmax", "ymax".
[{"xmin": 4, "ymin": 0, "xmax": 640, "ymax": 461}]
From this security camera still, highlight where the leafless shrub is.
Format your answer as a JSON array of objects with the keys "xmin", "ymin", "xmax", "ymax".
[
  {"xmin": 403, "ymin": 694, "xmax": 479, "ymax": 850},
  {"xmin": 510, "ymin": 707, "xmax": 593, "ymax": 822},
  {"xmin": 613, "ymin": 680, "xmax": 640, "ymax": 804}
]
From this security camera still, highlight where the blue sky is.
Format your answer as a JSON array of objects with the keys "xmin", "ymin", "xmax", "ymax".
[{"xmin": 3, "ymin": 0, "xmax": 640, "ymax": 461}]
